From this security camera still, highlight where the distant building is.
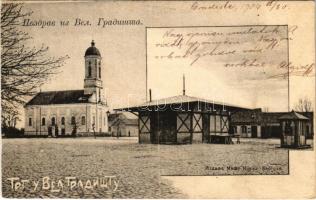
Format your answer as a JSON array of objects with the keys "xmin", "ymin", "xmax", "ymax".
[
  {"xmin": 230, "ymin": 109, "xmax": 262, "ymax": 138},
  {"xmin": 231, "ymin": 109, "xmax": 314, "ymax": 139},
  {"xmin": 108, "ymin": 113, "xmax": 138, "ymax": 137},
  {"xmin": 24, "ymin": 41, "xmax": 109, "ymax": 137}
]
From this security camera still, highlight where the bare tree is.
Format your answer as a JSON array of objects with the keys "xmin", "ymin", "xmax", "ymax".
[
  {"xmin": 69, "ymin": 111, "xmax": 85, "ymax": 137},
  {"xmin": 1, "ymin": 3, "xmax": 69, "ymax": 126},
  {"xmin": 1, "ymin": 107, "xmax": 20, "ymax": 128},
  {"xmin": 294, "ymin": 97, "xmax": 313, "ymax": 112}
]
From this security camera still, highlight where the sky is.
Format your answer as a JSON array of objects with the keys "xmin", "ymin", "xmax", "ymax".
[
  {"xmin": 12, "ymin": 1, "xmax": 315, "ymax": 127},
  {"xmin": 147, "ymin": 26, "xmax": 289, "ymax": 110}
]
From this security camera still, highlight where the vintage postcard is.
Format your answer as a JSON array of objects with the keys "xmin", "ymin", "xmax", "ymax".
[{"xmin": 1, "ymin": 0, "xmax": 315, "ymax": 198}]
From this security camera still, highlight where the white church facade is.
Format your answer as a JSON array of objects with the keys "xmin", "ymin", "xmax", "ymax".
[{"xmin": 24, "ymin": 41, "xmax": 109, "ymax": 137}]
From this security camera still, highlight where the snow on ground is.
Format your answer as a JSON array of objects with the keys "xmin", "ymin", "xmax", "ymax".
[{"xmin": 2, "ymin": 137, "xmax": 291, "ymax": 198}]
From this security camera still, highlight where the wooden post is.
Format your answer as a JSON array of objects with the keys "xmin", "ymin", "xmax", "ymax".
[
  {"xmin": 190, "ymin": 111, "xmax": 193, "ymax": 144},
  {"xmin": 208, "ymin": 113, "xmax": 211, "ymax": 143},
  {"xmin": 138, "ymin": 114, "xmax": 141, "ymax": 144},
  {"xmin": 304, "ymin": 121, "xmax": 307, "ymax": 145},
  {"xmin": 220, "ymin": 110, "xmax": 223, "ymax": 134},
  {"xmin": 214, "ymin": 113, "xmax": 216, "ymax": 135},
  {"xmin": 294, "ymin": 120, "xmax": 298, "ymax": 147},
  {"xmin": 202, "ymin": 113, "xmax": 210, "ymax": 143},
  {"xmin": 280, "ymin": 121, "xmax": 284, "ymax": 147},
  {"xmin": 39, "ymin": 107, "xmax": 41, "ymax": 135}
]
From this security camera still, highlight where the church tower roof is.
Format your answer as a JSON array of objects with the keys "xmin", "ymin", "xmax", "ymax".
[{"xmin": 85, "ymin": 40, "xmax": 101, "ymax": 57}]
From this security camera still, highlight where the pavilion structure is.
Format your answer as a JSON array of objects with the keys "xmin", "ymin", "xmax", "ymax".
[{"xmin": 116, "ymin": 92, "xmax": 251, "ymax": 144}]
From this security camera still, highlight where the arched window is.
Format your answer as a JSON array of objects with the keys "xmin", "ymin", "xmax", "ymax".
[
  {"xmin": 51, "ymin": 117, "xmax": 56, "ymax": 126},
  {"xmin": 92, "ymin": 116, "xmax": 96, "ymax": 130},
  {"xmin": 88, "ymin": 64, "xmax": 92, "ymax": 77},
  {"xmin": 61, "ymin": 117, "xmax": 65, "ymax": 125},
  {"xmin": 28, "ymin": 118, "xmax": 32, "ymax": 126},
  {"xmin": 81, "ymin": 116, "xmax": 86, "ymax": 125},
  {"xmin": 71, "ymin": 116, "xmax": 76, "ymax": 125},
  {"xmin": 99, "ymin": 67, "xmax": 101, "ymax": 78},
  {"xmin": 42, "ymin": 118, "xmax": 46, "ymax": 126},
  {"xmin": 98, "ymin": 88, "xmax": 101, "ymax": 102}
]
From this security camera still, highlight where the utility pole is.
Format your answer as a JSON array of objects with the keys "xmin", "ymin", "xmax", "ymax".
[{"xmin": 183, "ymin": 74, "xmax": 186, "ymax": 96}]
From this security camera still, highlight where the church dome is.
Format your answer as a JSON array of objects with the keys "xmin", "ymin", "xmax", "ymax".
[{"xmin": 85, "ymin": 40, "xmax": 101, "ymax": 57}]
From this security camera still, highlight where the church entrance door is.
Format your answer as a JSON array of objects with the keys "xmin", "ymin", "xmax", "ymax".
[
  {"xmin": 61, "ymin": 128, "xmax": 65, "ymax": 136},
  {"xmin": 48, "ymin": 126, "xmax": 52, "ymax": 137},
  {"xmin": 51, "ymin": 126, "xmax": 55, "ymax": 137}
]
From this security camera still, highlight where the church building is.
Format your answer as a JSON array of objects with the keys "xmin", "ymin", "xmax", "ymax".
[{"xmin": 24, "ymin": 41, "xmax": 109, "ymax": 137}]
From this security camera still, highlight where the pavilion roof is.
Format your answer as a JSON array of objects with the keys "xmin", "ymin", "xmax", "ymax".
[
  {"xmin": 115, "ymin": 95, "xmax": 252, "ymax": 112},
  {"xmin": 278, "ymin": 110, "xmax": 310, "ymax": 120}
]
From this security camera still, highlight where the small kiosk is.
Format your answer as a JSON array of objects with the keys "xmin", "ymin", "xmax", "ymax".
[{"xmin": 279, "ymin": 110, "xmax": 310, "ymax": 149}]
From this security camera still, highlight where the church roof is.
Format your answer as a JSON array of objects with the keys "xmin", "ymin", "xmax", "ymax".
[
  {"xmin": 25, "ymin": 90, "xmax": 92, "ymax": 106},
  {"xmin": 85, "ymin": 40, "xmax": 101, "ymax": 56}
]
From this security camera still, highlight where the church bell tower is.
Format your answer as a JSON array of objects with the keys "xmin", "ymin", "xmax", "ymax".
[{"xmin": 84, "ymin": 40, "xmax": 104, "ymax": 102}]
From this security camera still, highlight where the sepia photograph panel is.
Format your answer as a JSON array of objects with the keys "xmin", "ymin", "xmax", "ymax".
[{"xmin": 1, "ymin": 1, "xmax": 315, "ymax": 199}]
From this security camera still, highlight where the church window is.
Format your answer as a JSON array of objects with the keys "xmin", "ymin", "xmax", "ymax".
[
  {"xmin": 88, "ymin": 65, "xmax": 92, "ymax": 77},
  {"xmin": 28, "ymin": 118, "xmax": 32, "ymax": 126},
  {"xmin": 92, "ymin": 116, "xmax": 96, "ymax": 130},
  {"xmin": 42, "ymin": 118, "xmax": 46, "ymax": 126},
  {"xmin": 61, "ymin": 117, "xmax": 65, "ymax": 125},
  {"xmin": 81, "ymin": 116, "xmax": 86, "ymax": 125},
  {"xmin": 71, "ymin": 116, "xmax": 76, "ymax": 125},
  {"xmin": 99, "ymin": 66, "xmax": 101, "ymax": 78},
  {"xmin": 51, "ymin": 117, "xmax": 56, "ymax": 126},
  {"xmin": 98, "ymin": 88, "xmax": 101, "ymax": 102}
]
